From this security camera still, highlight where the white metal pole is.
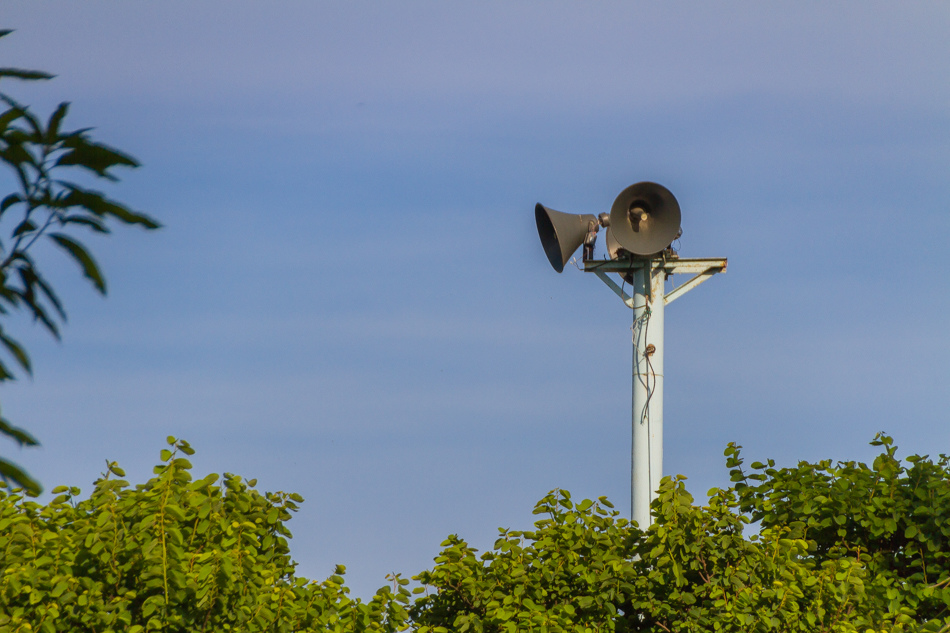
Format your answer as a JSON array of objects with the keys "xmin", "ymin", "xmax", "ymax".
[{"xmin": 631, "ymin": 260, "xmax": 665, "ymax": 528}]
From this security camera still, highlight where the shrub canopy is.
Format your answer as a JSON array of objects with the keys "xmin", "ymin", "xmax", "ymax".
[{"xmin": 2, "ymin": 434, "xmax": 948, "ymax": 633}]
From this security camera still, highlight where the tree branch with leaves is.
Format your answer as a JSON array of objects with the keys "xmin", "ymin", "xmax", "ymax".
[{"xmin": 0, "ymin": 29, "xmax": 160, "ymax": 494}]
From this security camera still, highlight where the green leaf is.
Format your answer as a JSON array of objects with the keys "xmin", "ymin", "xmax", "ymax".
[
  {"xmin": 46, "ymin": 102, "xmax": 69, "ymax": 141},
  {"xmin": 0, "ymin": 193, "xmax": 22, "ymax": 212},
  {"xmin": 49, "ymin": 233, "xmax": 106, "ymax": 293},
  {"xmin": 12, "ymin": 218, "xmax": 36, "ymax": 237},
  {"xmin": 0, "ymin": 357, "xmax": 13, "ymax": 381},
  {"xmin": 60, "ymin": 185, "xmax": 160, "ymax": 228},
  {"xmin": 15, "ymin": 259, "xmax": 67, "ymax": 325},
  {"xmin": 0, "ymin": 457, "xmax": 41, "ymax": 495},
  {"xmin": 0, "ymin": 330, "xmax": 32, "ymax": 374},
  {"xmin": 61, "ymin": 215, "xmax": 109, "ymax": 233},
  {"xmin": 0, "ymin": 416, "xmax": 39, "ymax": 446},
  {"xmin": 1, "ymin": 97, "xmax": 44, "ymax": 140},
  {"xmin": 0, "ymin": 67, "xmax": 55, "ymax": 81},
  {"xmin": 15, "ymin": 281, "xmax": 62, "ymax": 338},
  {"xmin": 55, "ymin": 135, "xmax": 139, "ymax": 179},
  {"xmin": 164, "ymin": 504, "xmax": 187, "ymax": 521}
]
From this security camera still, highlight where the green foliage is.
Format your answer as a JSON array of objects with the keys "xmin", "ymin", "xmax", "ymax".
[
  {"xmin": 3, "ymin": 435, "xmax": 949, "ymax": 631},
  {"xmin": 0, "ymin": 29, "xmax": 160, "ymax": 493},
  {"xmin": 729, "ymin": 433, "xmax": 950, "ymax": 631},
  {"xmin": 0, "ymin": 437, "xmax": 410, "ymax": 632},
  {"xmin": 412, "ymin": 436, "xmax": 950, "ymax": 633}
]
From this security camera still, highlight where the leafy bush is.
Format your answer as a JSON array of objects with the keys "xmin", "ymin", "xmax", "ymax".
[
  {"xmin": 0, "ymin": 437, "xmax": 409, "ymax": 632},
  {"xmin": 413, "ymin": 435, "xmax": 950, "ymax": 633},
  {"xmin": 3, "ymin": 435, "xmax": 949, "ymax": 632}
]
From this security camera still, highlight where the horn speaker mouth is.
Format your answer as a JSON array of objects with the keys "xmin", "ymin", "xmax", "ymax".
[
  {"xmin": 535, "ymin": 203, "xmax": 597, "ymax": 273},
  {"xmin": 609, "ymin": 182, "xmax": 681, "ymax": 256}
]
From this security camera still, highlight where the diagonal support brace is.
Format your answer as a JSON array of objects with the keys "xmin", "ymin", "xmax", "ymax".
[
  {"xmin": 593, "ymin": 271, "xmax": 635, "ymax": 308},
  {"xmin": 664, "ymin": 267, "xmax": 721, "ymax": 305}
]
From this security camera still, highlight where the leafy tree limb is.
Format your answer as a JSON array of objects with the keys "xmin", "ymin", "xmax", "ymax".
[{"xmin": 0, "ymin": 29, "xmax": 160, "ymax": 494}]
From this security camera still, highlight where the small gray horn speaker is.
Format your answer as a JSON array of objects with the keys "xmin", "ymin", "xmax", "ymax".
[{"xmin": 535, "ymin": 204, "xmax": 597, "ymax": 273}]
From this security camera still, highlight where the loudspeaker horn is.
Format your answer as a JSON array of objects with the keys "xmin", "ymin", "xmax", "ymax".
[
  {"xmin": 535, "ymin": 203, "xmax": 597, "ymax": 273},
  {"xmin": 608, "ymin": 182, "xmax": 681, "ymax": 256},
  {"xmin": 605, "ymin": 227, "xmax": 623, "ymax": 261}
]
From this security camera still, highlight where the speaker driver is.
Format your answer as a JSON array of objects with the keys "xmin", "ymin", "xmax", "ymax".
[{"xmin": 608, "ymin": 182, "xmax": 681, "ymax": 256}]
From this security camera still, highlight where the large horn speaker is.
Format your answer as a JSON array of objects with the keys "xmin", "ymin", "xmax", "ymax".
[
  {"xmin": 605, "ymin": 227, "xmax": 624, "ymax": 261},
  {"xmin": 608, "ymin": 182, "xmax": 681, "ymax": 256},
  {"xmin": 535, "ymin": 204, "xmax": 597, "ymax": 273}
]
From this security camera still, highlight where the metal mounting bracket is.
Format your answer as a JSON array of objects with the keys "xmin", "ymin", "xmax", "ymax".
[{"xmin": 586, "ymin": 257, "xmax": 727, "ymax": 308}]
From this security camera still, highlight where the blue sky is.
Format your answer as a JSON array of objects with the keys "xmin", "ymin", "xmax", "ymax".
[{"xmin": 2, "ymin": 2, "xmax": 949, "ymax": 598}]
